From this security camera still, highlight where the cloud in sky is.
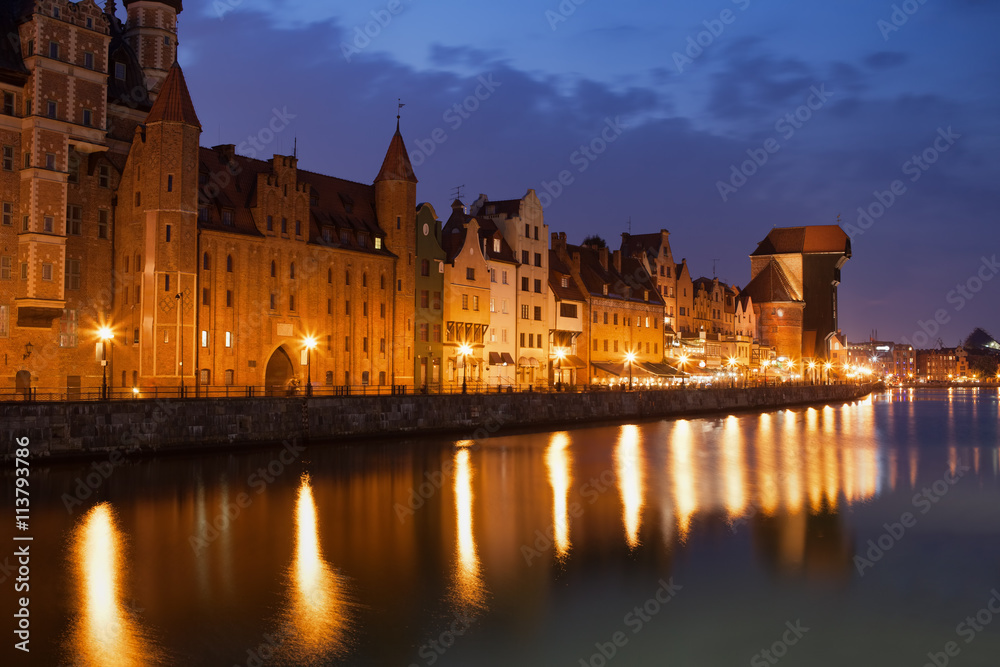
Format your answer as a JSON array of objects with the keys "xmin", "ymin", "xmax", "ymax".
[{"xmin": 173, "ymin": 0, "xmax": 999, "ymax": 344}]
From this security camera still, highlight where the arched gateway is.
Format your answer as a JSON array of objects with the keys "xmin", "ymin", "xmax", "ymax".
[{"xmin": 264, "ymin": 347, "xmax": 295, "ymax": 396}]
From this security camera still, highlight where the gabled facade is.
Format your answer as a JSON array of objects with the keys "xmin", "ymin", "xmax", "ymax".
[
  {"xmin": 414, "ymin": 202, "xmax": 445, "ymax": 391},
  {"xmin": 548, "ymin": 236, "xmax": 587, "ymax": 386},
  {"xmin": 441, "ymin": 214, "xmax": 490, "ymax": 389}
]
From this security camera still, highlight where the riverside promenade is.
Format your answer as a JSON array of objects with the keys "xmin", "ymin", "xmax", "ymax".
[{"xmin": 2, "ymin": 383, "xmax": 873, "ymax": 461}]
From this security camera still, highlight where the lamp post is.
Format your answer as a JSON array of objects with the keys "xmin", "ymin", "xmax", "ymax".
[
  {"xmin": 176, "ymin": 292, "xmax": 184, "ymax": 397},
  {"xmin": 678, "ymin": 354, "xmax": 688, "ymax": 387},
  {"xmin": 625, "ymin": 351, "xmax": 636, "ymax": 391},
  {"xmin": 303, "ymin": 335, "xmax": 317, "ymax": 397},
  {"xmin": 808, "ymin": 360, "xmax": 816, "ymax": 385},
  {"xmin": 762, "ymin": 359, "xmax": 770, "ymax": 385},
  {"xmin": 555, "ymin": 347, "xmax": 566, "ymax": 390},
  {"xmin": 727, "ymin": 357, "xmax": 738, "ymax": 388},
  {"xmin": 98, "ymin": 326, "xmax": 114, "ymax": 399},
  {"xmin": 459, "ymin": 343, "xmax": 472, "ymax": 394},
  {"xmin": 824, "ymin": 362, "xmax": 833, "ymax": 385}
]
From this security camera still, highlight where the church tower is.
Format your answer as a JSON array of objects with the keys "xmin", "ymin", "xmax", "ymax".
[
  {"xmin": 114, "ymin": 62, "xmax": 201, "ymax": 390},
  {"xmin": 122, "ymin": 0, "xmax": 182, "ymax": 100},
  {"xmin": 374, "ymin": 120, "xmax": 417, "ymax": 387}
]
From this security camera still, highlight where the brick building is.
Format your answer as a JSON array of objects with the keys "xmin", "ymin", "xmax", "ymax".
[{"xmin": 1, "ymin": 1, "xmax": 420, "ymax": 396}]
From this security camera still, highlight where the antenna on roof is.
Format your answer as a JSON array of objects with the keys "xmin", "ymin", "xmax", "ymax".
[
  {"xmin": 627, "ymin": 216, "xmax": 632, "ymax": 235},
  {"xmin": 452, "ymin": 184, "xmax": 465, "ymax": 201},
  {"xmin": 712, "ymin": 259, "xmax": 719, "ymax": 279},
  {"xmin": 293, "ymin": 137, "xmax": 297, "ymax": 159}
]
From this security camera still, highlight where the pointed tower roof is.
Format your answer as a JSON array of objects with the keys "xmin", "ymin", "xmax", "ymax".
[
  {"xmin": 145, "ymin": 62, "xmax": 200, "ymax": 128},
  {"xmin": 375, "ymin": 121, "xmax": 417, "ymax": 184}
]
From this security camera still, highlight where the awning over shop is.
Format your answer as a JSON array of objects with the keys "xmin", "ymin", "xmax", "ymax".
[
  {"xmin": 637, "ymin": 361, "xmax": 688, "ymax": 377},
  {"xmin": 591, "ymin": 361, "xmax": 624, "ymax": 376},
  {"xmin": 488, "ymin": 352, "xmax": 502, "ymax": 364},
  {"xmin": 500, "ymin": 352, "xmax": 515, "ymax": 365},
  {"xmin": 556, "ymin": 354, "xmax": 586, "ymax": 369}
]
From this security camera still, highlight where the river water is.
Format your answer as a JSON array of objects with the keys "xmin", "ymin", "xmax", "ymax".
[{"xmin": 5, "ymin": 387, "xmax": 1000, "ymax": 666}]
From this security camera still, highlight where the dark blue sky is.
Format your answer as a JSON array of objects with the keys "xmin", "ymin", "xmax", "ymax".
[{"xmin": 156, "ymin": 0, "xmax": 998, "ymax": 345}]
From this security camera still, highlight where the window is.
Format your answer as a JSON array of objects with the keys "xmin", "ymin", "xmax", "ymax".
[
  {"xmin": 226, "ymin": 255, "xmax": 233, "ymax": 272},
  {"xmin": 270, "ymin": 293, "xmax": 277, "ymax": 310},
  {"xmin": 65, "ymin": 258, "xmax": 80, "ymax": 290},
  {"xmin": 433, "ymin": 291, "xmax": 441, "ymax": 309},
  {"xmin": 2, "ymin": 202, "xmax": 11, "ymax": 226},
  {"xmin": 521, "ymin": 250, "xmax": 529, "ymax": 264},
  {"xmin": 462, "ymin": 294, "xmax": 469, "ymax": 310},
  {"xmin": 421, "ymin": 259, "xmax": 430, "ymax": 276},
  {"xmin": 419, "ymin": 323, "xmax": 429, "ymax": 342},
  {"xmin": 466, "ymin": 267, "xmax": 475, "ymax": 281},
  {"xmin": 534, "ymin": 279, "xmax": 541, "ymax": 293},
  {"xmin": 225, "ymin": 332, "xmax": 232, "ymax": 348},
  {"xmin": 165, "ymin": 224, "xmax": 170, "ymax": 241},
  {"xmin": 521, "ymin": 304, "xmax": 529, "ymax": 319},
  {"xmin": 345, "ymin": 271, "xmax": 351, "ymax": 286},
  {"xmin": 614, "ymin": 341, "xmax": 619, "ymax": 352},
  {"xmin": 45, "ymin": 153, "xmax": 56, "ymax": 169},
  {"xmin": 82, "ymin": 109, "xmax": 92, "ymax": 126},
  {"xmin": 433, "ymin": 325, "xmax": 441, "ymax": 342},
  {"xmin": 98, "ymin": 165, "xmax": 110, "ymax": 188},
  {"xmin": 295, "ymin": 220, "xmax": 301, "ymax": 236},
  {"xmin": 560, "ymin": 303, "xmax": 578, "ymax": 318},
  {"xmin": 534, "ymin": 226, "xmax": 539, "ymax": 240},
  {"xmin": 68, "ymin": 153, "xmax": 80, "ymax": 182},
  {"xmin": 84, "ymin": 52, "xmax": 94, "ymax": 70},
  {"xmin": 534, "ymin": 253, "xmax": 542, "ymax": 267},
  {"xmin": 135, "ymin": 192, "xmax": 142, "ymax": 207},
  {"xmin": 420, "ymin": 290, "xmax": 429, "ymax": 308},
  {"xmin": 533, "ymin": 306, "xmax": 542, "ymax": 321},
  {"xmin": 202, "ymin": 288, "xmax": 210, "ymax": 306},
  {"xmin": 473, "ymin": 295, "xmax": 479, "ymax": 311},
  {"xmin": 289, "ymin": 294, "xmax": 295, "ymax": 311},
  {"xmin": 521, "ymin": 277, "xmax": 529, "ymax": 292},
  {"xmin": 164, "ymin": 275, "xmax": 170, "ymax": 291},
  {"xmin": 561, "ymin": 276, "xmax": 569, "ymax": 288},
  {"xmin": 21, "ymin": 263, "xmax": 27, "ymax": 280},
  {"xmin": 1, "ymin": 146, "xmax": 12, "ymax": 171},
  {"xmin": 115, "ymin": 62, "xmax": 126, "ymax": 80},
  {"xmin": 203, "ymin": 253, "xmax": 210, "ymax": 270},
  {"xmin": 345, "ymin": 337, "xmax": 350, "ymax": 351},
  {"xmin": 524, "ymin": 223, "xmax": 530, "ymax": 237},
  {"xmin": 363, "ymin": 302, "xmax": 368, "ymax": 316},
  {"xmin": 49, "ymin": 42, "xmax": 59, "ymax": 59},
  {"xmin": 490, "ymin": 268, "xmax": 496, "ymax": 283},
  {"xmin": 501, "ymin": 299, "xmax": 508, "ymax": 314},
  {"xmin": 362, "ymin": 273, "xmax": 367, "ymax": 287},
  {"xmin": 493, "ymin": 238, "xmax": 500, "ymax": 253},
  {"xmin": 593, "ymin": 339, "xmax": 598, "ymax": 351},
  {"xmin": 375, "ymin": 237, "xmax": 382, "ymax": 250},
  {"xmin": 290, "ymin": 262, "xmax": 295, "ymax": 279},
  {"xmin": 0, "ymin": 256, "xmax": 10, "ymax": 280},
  {"xmin": 381, "ymin": 303, "xmax": 386, "ymax": 318},
  {"xmin": 490, "ymin": 298, "xmax": 496, "ymax": 313},
  {"xmin": 593, "ymin": 311, "xmax": 598, "ymax": 323},
  {"xmin": 281, "ymin": 218, "xmax": 287, "ymax": 234},
  {"xmin": 266, "ymin": 215, "xmax": 273, "ymax": 231},
  {"xmin": 43, "ymin": 215, "xmax": 53, "ymax": 232},
  {"xmin": 2, "ymin": 92, "xmax": 13, "ymax": 116},
  {"xmin": 363, "ymin": 337, "xmax": 368, "ymax": 353},
  {"xmin": 46, "ymin": 101, "xmax": 56, "ymax": 118},
  {"xmin": 166, "ymin": 174, "xmax": 173, "ymax": 192},
  {"xmin": 345, "ymin": 301, "xmax": 351, "ymax": 315},
  {"xmin": 222, "ymin": 210, "xmax": 233, "ymax": 226},
  {"xmin": 528, "ymin": 333, "xmax": 534, "ymax": 348},
  {"xmin": 59, "ymin": 309, "xmax": 78, "ymax": 347},
  {"xmin": 613, "ymin": 314, "xmax": 619, "ymax": 325},
  {"xmin": 502, "ymin": 270, "xmax": 509, "ymax": 284}
]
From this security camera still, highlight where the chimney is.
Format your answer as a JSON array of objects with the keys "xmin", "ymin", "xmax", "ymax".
[
  {"xmin": 570, "ymin": 249, "xmax": 581, "ymax": 272},
  {"xmin": 213, "ymin": 143, "xmax": 236, "ymax": 164},
  {"xmin": 551, "ymin": 231, "xmax": 562, "ymax": 252},
  {"xmin": 598, "ymin": 246, "xmax": 609, "ymax": 270},
  {"xmin": 612, "ymin": 249, "xmax": 621, "ymax": 273}
]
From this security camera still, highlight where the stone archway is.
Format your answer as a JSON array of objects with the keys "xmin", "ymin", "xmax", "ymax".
[{"xmin": 264, "ymin": 346, "xmax": 294, "ymax": 396}]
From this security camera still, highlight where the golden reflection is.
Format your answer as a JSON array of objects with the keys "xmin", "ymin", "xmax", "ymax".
[
  {"xmin": 755, "ymin": 413, "xmax": 779, "ymax": 516},
  {"xmin": 545, "ymin": 432, "xmax": 573, "ymax": 559},
  {"xmin": 615, "ymin": 425, "xmax": 645, "ymax": 548},
  {"xmin": 780, "ymin": 410, "xmax": 804, "ymax": 513},
  {"xmin": 948, "ymin": 446, "xmax": 958, "ymax": 477},
  {"xmin": 909, "ymin": 448, "xmax": 919, "ymax": 488},
  {"xmin": 282, "ymin": 474, "xmax": 349, "ymax": 661},
  {"xmin": 721, "ymin": 416, "xmax": 746, "ymax": 519},
  {"xmin": 670, "ymin": 420, "xmax": 697, "ymax": 540},
  {"xmin": 69, "ymin": 503, "xmax": 160, "ymax": 667},
  {"xmin": 804, "ymin": 408, "xmax": 823, "ymax": 512},
  {"xmin": 821, "ymin": 406, "xmax": 839, "ymax": 508},
  {"xmin": 453, "ymin": 448, "xmax": 485, "ymax": 608}
]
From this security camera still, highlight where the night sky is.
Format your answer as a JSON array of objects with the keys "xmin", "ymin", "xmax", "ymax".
[{"xmin": 148, "ymin": 1, "xmax": 997, "ymax": 345}]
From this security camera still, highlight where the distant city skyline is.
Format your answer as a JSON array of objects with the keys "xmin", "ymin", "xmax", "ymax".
[{"xmin": 162, "ymin": 1, "xmax": 998, "ymax": 345}]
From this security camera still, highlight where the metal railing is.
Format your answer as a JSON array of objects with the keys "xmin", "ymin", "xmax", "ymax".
[{"xmin": 0, "ymin": 379, "xmax": 880, "ymax": 403}]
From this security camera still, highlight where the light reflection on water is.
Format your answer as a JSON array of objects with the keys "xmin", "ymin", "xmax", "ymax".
[{"xmin": 42, "ymin": 388, "xmax": 1000, "ymax": 665}]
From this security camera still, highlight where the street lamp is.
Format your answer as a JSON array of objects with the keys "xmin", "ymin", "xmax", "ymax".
[
  {"xmin": 98, "ymin": 326, "xmax": 114, "ymax": 399},
  {"xmin": 824, "ymin": 362, "xmax": 833, "ymax": 385},
  {"xmin": 762, "ymin": 359, "xmax": 770, "ymax": 385},
  {"xmin": 678, "ymin": 354, "xmax": 689, "ymax": 387},
  {"xmin": 808, "ymin": 360, "xmax": 816, "ymax": 385},
  {"xmin": 303, "ymin": 335, "xmax": 317, "ymax": 396},
  {"xmin": 554, "ymin": 346, "xmax": 567, "ymax": 390},
  {"xmin": 625, "ymin": 351, "xmax": 636, "ymax": 391},
  {"xmin": 459, "ymin": 343, "xmax": 472, "ymax": 394},
  {"xmin": 727, "ymin": 357, "xmax": 738, "ymax": 388}
]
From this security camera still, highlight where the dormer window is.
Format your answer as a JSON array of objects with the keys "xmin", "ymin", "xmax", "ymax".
[
  {"xmin": 322, "ymin": 228, "xmax": 332, "ymax": 243},
  {"xmin": 644, "ymin": 290, "xmax": 649, "ymax": 301},
  {"xmin": 358, "ymin": 232, "xmax": 368, "ymax": 248},
  {"xmin": 115, "ymin": 62, "xmax": 126, "ymax": 80},
  {"xmin": 602, "ymin": 284, "xmax": 608, "ymax": 296},
  {"xmin": 561, "ymin": 276, "xmax": 569, "ymax": 288},
  {"xmin": 222, "ymin": 210, "xmax": 234, "ymax": 226},
  {"xmin": 493, "ymin": 238, "xmax": 500, "ymax": 253},
  {"xmin": 340, "ymin": 229, "xmax": 351, "ymax": 245},
  {"xmin": 374, "ymin": 237, "xmax": 382, "ymax": 250}
]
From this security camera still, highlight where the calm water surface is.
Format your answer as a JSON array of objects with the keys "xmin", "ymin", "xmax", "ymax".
[{"xmin": 5, "ymin": 388, "xmax": 1000, "ymax": 666}]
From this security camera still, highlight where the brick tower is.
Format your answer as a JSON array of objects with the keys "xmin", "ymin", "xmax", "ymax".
[
  {"xmin": 122, "ymin": 0, "xmax": 181, "ymax": 100},
  {"xmin": 374, "ymin": 118, "xmax": 417, "ymax": 388},
  {"xmin": 114, "ymin": 62, "xmax": 201, "ymax": 391}
]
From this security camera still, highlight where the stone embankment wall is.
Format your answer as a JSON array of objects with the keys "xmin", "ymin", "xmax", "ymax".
[{"xmin": 1, "ymin": 384, "xmax": 872, "ymax": 460}]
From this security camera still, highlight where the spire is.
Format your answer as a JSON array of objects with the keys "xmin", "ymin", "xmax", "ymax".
[
  {"xmin": 104, "ymin": 0, "xmax": 117, "ymax": 16},
  {"xmin": 375, "ymin": 121, "xmax": 417, "ymax": 184},
  {"xmin": 145, "ymin": 62, "xmax": 201, "ymax": 128}
]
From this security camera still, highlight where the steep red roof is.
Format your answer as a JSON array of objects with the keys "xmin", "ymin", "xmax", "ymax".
[
  {"xmin": 374, "ymin": 122, "xmax": 417, "ymax": 184},
  {"xmin": 752, "ymin": 225, "xmax": 850, "ymax": 256},
  {"xmin": 145, "ymin": 62, "xmax": 200, "ymax": 128}
]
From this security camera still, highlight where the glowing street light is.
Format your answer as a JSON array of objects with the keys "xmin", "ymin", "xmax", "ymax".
[
  {"xmin": 459, "ymin": 343, "xmax": 473, "ymax": 394},
  {"xmin": 303, "ymin": 335, "xmax": 318, "ymax": 396},
  {"xmin": 625, "ymin": 351, "xmax": 636, "ymax": 391},
  {"xmin": 762, "ymin": 358, "xmax": 770, "ymax": 385},
  {"xmin": 98, "ymin": 326, "xmax": 114, "ymax": 399},
  {"xmin": 678, "ymin": 354, "xmax": 689, "ymax": 387},
  {"xmin": 824, "ymin": 361, "xmax": 833, "ymax": 385},
  {"xmin": 808, "ymin": 360, "xmax": 816, "ymax": 385},
  {"xmin": 554, "ymin": 346, "xmax": 567, "ymax": 389}
]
